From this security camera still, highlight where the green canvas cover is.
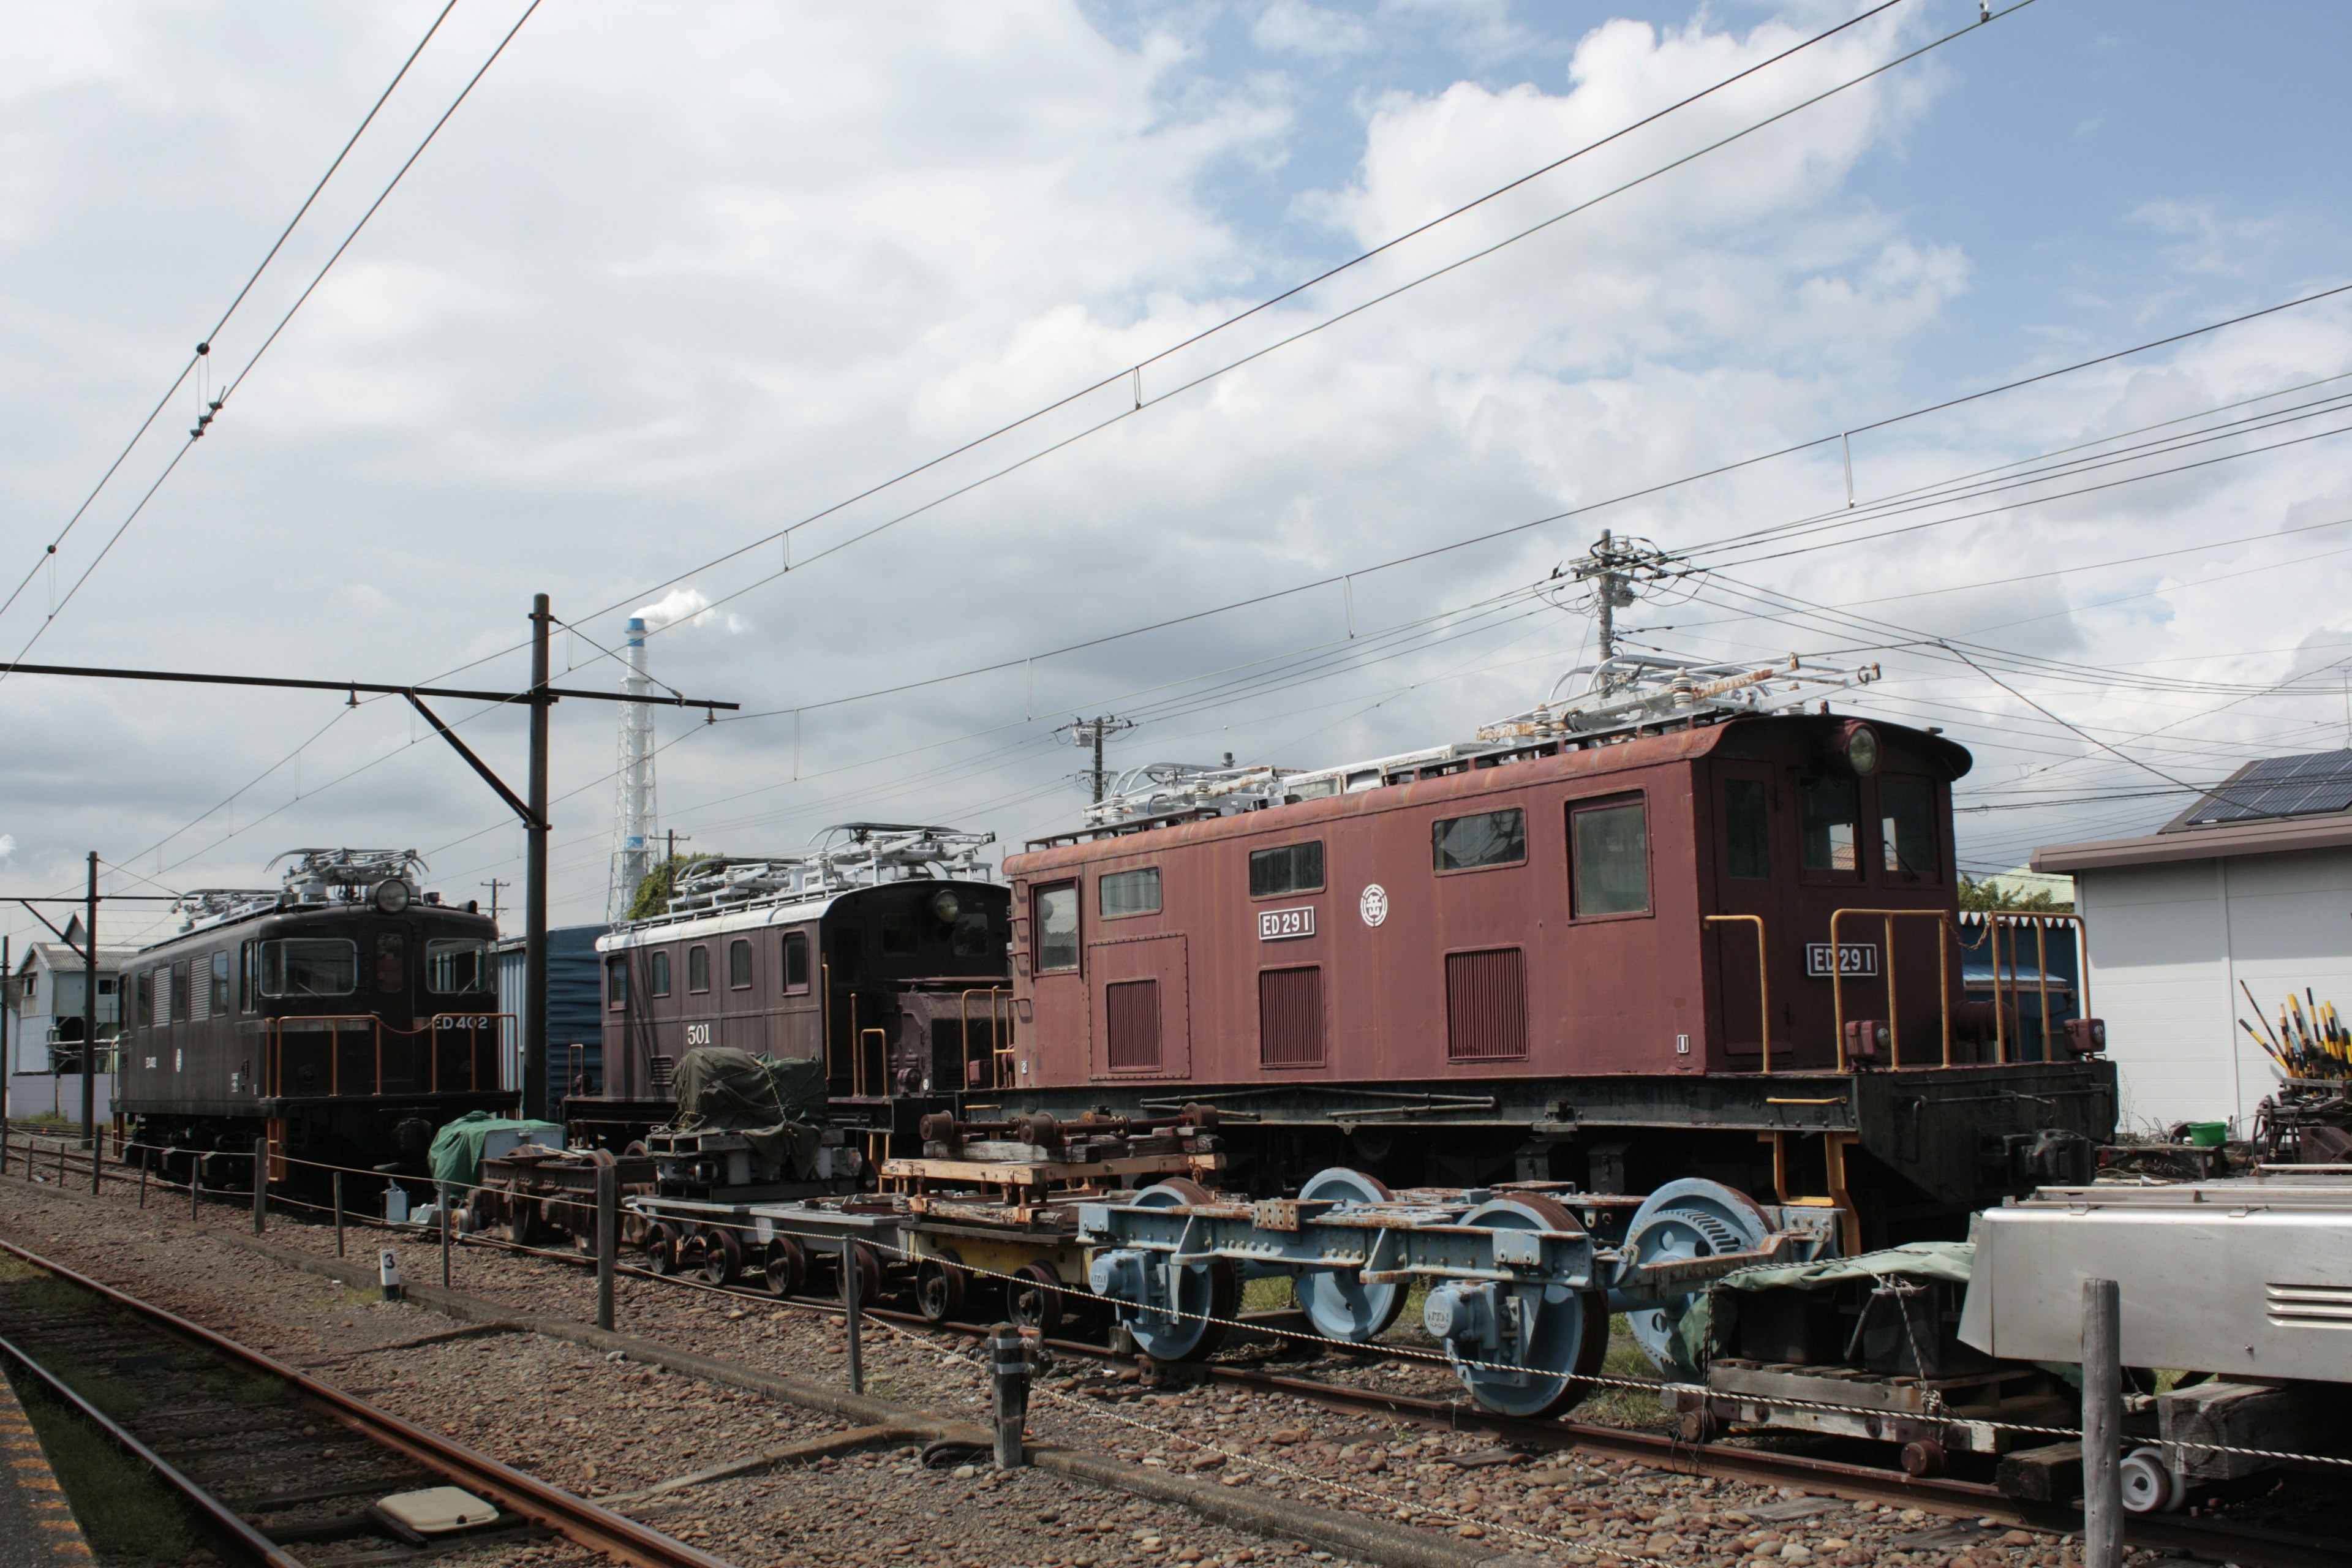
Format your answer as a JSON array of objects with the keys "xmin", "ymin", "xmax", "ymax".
[
  {"xmin": 428, "ymin": 1111, "xmax": 565, "ymax": 1205},
  {"xmin": 665, "ymin": 1047, "xmax": 826, "ymax": 1178},
  {"xmin": 1668, "ymin": 1240, "xmax": 1975, "ymax": 1376}
]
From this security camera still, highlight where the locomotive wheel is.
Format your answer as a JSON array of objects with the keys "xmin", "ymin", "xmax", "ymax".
[
  {"xmin": 1007, "ymin": 1264, "xmax": 1066, "ymax": 1337},
  {"xmin": 1291, "ymin": 1167, "xmax": 1405, "ymax": 1343},
  {"xmin": 644, "ymin": 1221, "xmax": 683, "ymax": 1276},
  {"xmin": 762, "ymin": 1235, "xmax": 808, "ymax": 1298},
  {"xmin": 697, "ymin": 1226, "xmax": 745, "ymax": 1287},
  {"xmin": 1442, "ymin": 1193, "xmax": 1610, "ymax": 1419},
  {"xmin": 1122, "ymin": 1180, "xmax": 1238, "ymax": 1362},
  {"xmin": 837, "ymin": 1242, "xmax": 884, "ymax": 1307},
  {"xmin": 915, "ymin": 1247, "xmax": 968, "ymax": 1324},
  {"xmin": 1619, "ymin": 1178, "xmax": 1773, "ymax": 1376}
]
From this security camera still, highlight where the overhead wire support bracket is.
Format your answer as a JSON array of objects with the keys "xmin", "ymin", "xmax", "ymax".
[
  {"xmin": 399, "ymin": 692, "xmax": 541, "ymax": 829},
  {"xmin": 0, "ymin": 660, "xmax": 739, "ymax": 713}
]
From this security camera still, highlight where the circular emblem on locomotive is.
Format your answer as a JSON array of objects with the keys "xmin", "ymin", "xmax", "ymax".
[{"xmin": 1359, "ymin": 884, "xmax": 1389, "ymax": 927}]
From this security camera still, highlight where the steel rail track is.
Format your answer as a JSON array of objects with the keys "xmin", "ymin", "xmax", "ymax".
[{"xmin": 0, "ymin": 1236, "xmax": 735, "ymax": 1568}]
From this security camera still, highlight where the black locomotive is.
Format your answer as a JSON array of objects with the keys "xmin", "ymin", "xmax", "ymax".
[{"xmin": 118, "ymin": 849, "xmax": 512, "ymax": 1186}]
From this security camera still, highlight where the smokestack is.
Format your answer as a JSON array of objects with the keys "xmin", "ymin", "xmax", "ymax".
[{"xmin": 606, "ymin": 616, "xmax": 660, "ymax": 921}]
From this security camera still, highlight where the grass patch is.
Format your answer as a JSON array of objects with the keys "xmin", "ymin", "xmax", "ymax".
[
  {"xmin": 1240, "ymin": 1275, "xmax": 1295, "ymax": 1314},
  {"xmin": 5, "ymin": 1369, "xmax": 197, "ymax": 1562},
  {"xmin": 1575, "ymin": 1315, "xmax": 1667, "ymax": 1428}
]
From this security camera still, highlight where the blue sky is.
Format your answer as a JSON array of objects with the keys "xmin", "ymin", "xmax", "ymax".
[{"xmin": 1, "ymin": 0, "xmax": 2348, "ymax": 930}]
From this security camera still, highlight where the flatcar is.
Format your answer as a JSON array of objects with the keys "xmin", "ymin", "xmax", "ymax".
[
  {"xmin": 118, "ymin": 849, "xmax": 510, "ymax": 1186},
  {"xmin": 999, "ymin": 656, "xmax": 2117, "ymax": 1249},
  {"xmin": 576, "ymin": 824, "xmax": 1012, "ymax": 1157}
]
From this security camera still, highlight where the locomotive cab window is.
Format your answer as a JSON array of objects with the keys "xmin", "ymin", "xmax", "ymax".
[
  {"xmin": 137, "ymin": 969, "xmax": 154, "ymax": 1028},
  {"xmin": 729, "ymin": 938, "xmax": 753, "ymax": 989},
  {"xmin": 606, "ymin": 956, "xmax": 628, "ymax": 1008},
  {"xmin": 209, "ymin": 951, "xmax": 230, "ymax": 1015},
  {"xmin": 881, "ymin": 914, "xmax": 919, "ymax": 958},
  {"xmin": 952, "ymin": 913, "xmax": 994, "ymax": 958},
  {"xmin": 170, "ymin": 960, "xmax": 190, "ymax": 1022},
  {"xmin": 1570, "ymin": 797, "xmax": 1649, "ymax": 916},
  {"xmin": 258, "ymin": 938, "xmax": 356, "ymax": 998},
  {"xmin": 1800, "ymin": 775, "xmax": 1861, "ymax": 874},
  {"xmin": 782, "ymin": 931, "xmax": 810, "ymax": 992},
  {"xmin": 1249, "ymin": 842, "xmax": 1324, "ymax": 897},
  {"xmin": 1725, "ymin": 778, "xmax": 1770, "ymax": 879},
  {"xmin": 426, "ymin": 938, "xmax": 489, "ymax": 994},
  {"xmin": 239, "ymin": 941, "xmax": 257, "ymax": 1012},
  {"xmin": 649, "ymin": 949, "xmax": 672, "ymax": 998},
  {"xmin": 1035, "ymin": 883, "xmax": 1080, "ymax": 973},
  {"xmin": 1433, "ymin": 808, "xmax": 1525, "ymax": 873},
  {"xmin": 1880, "ymin": 777, "xmax": 1938, "ymax": 880},
  {"xmin": 688, "ymin": 944, "xmax": 710, "ymax": 994},
  {"xmin": 1101, "ymin": 868, "xmax": 1161, "ymax": 918}
]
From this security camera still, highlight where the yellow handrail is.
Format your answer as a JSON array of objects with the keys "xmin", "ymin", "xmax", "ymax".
[
  {"xmin": 1702, "ymin": 914, "xmax": 1771, "ymax": 1074},
  {"xmin": 1828, "ymin": 908, "xmax": 1958, "ymax": 1070}
]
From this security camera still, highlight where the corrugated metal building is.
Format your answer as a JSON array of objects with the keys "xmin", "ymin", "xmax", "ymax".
[
  {"xmin": 2034, "ymin": 748, "xmax": 2352, "ymax": 1135},
  {"xmin": 495, "ymin": 925, "xmax": 606, "ymax": 1121}
]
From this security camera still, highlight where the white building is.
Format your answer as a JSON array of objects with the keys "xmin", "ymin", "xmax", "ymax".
[
  {"xmin": 4, "ymin": 921, "xmax": 134, "ymax": 1120},
  {"xmin": 2034, "ymin": 749, "xmax": 2352, "ymax": 1136}
]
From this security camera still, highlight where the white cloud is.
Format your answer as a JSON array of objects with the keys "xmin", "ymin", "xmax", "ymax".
[
  {"xmin": 632, "ymin": 587, "xmax": 741, "ymax": 636},
  {"xmin": 1251, "ymin": 2, "xmax": 1373, "ymax": 59}
]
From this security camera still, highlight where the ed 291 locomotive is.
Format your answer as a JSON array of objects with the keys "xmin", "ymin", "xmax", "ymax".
[
  {"xmin": 1000, "ymin": 655, "xmax": 2115, "ymax": 1249},
  {"xmin": 117, "ymin": 849, "xmax": 509, "ymax": 1185}
]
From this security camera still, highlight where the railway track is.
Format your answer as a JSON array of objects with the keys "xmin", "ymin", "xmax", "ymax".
[{"xmin": 0, "ymin": 1237, "xmax": 733, "ymax": 1568}]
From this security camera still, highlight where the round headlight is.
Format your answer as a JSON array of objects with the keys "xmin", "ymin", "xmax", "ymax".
[
  {"xmin": 374, "ymin": 880, "xmax": 412, "ymax": 914},
  {"xmin": 930, "ymin": 889, "xmax": 962, "ymax": 924},
  {"xmin": 1843, "ymin": 722, "xmax": 1881, "ymax": 777}
]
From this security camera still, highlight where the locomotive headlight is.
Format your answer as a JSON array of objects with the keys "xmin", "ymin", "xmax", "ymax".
[
  {"xmin": 374, "ymin": 880, "xmax": 412, "ymax": 915},
  {"xmin": 1842, "ymin": 722, "xmax": 1882, "ymax": 777},
  {"xmin": 930, "ymin": 889, "xmax": 962, "ymax": 924}
]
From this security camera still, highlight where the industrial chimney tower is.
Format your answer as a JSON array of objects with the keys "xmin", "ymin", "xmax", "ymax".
[{"xmin": 606, "ymin": 616, "xmax": 660, "ymax": 921}]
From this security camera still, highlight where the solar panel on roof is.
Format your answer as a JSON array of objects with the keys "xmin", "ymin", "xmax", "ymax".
[{"xmin": 2185, "ymin": 748, "xmax": 2352, "ymax": 826}]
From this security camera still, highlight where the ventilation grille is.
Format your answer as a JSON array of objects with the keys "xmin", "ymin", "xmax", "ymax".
[
  {"xmin": 2266, "ymin": 1282, "xmax": 2352, "ymax": 1329},
  {"xmin": 649, "ymin": 1054, "xmax": 676, "ymax": 1092},
  {"xmin": 1106, "ymin": 979, "xmax": 1161, "ymax": 1070},
  {"xmin": 1259, "ymin": 967, "xmax": 1325, "ymax": 1067},
  {"xmin": 1446, "ymin": 948, "xmax": 1528, "ymax": 1060}
]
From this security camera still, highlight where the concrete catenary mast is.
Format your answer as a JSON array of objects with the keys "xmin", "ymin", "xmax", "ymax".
[{"xmin": 606, "ymin": 616, "xmax": 660, "ymax": 921}]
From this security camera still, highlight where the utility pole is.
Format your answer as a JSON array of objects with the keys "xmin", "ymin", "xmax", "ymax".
[
  {"xmin": 480, "ymin": 878, "xmax": 508, "ymax": 927},
  {"xmin": 1057, "ymin": 715, "xmax": 1136, "ymax": 804},
  {"xmin": 81, "ymin": 853, "xmax": 96, "ymax": 1148},
  {"xmin": 1571, "ymin": 530, "xmax": 1659, "ymax": 696},
  {"xmin": 526, "ymin": 594, "xmax": 552, "ymax": 1125}
]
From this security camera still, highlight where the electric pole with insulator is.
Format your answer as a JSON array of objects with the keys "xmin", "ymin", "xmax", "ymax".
[{"xmin": 1057, "ymin": 715, "xmax": 1136, "ymax": 804}]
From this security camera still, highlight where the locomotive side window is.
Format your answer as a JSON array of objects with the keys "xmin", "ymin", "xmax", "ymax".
[
  {"xmin": 881, "ymin": 914, "xmax": 919, "ymax": 958},
  {"xmin": 258, "ymin": 939, "xmax": 356, "ymax": 998},
  {"xmin": 649, "ymin": 950, "xmax": 672, "ymax": 997},
  {"xmin": 729, "ymin": 938, "xmax": 753, "ymax": 989},
  {"xmin": 170, "ymin": 961, "xmax": 190, "ymax": 1022},
  {"xmin": 1433, "ymin": 808, "xmax": 1526, "ymax": 873},
  {"xmin": 688, "ymin": 945, "xmax": 711, "ymax": 993},
  {"xmin": 139, "ymin": 969, "xmax": 156, "ymax": 1027},
  {"xmin": 1035, "ymin": 883, "xmax": 1080, "ymax": 973},
  {"xmin": 1249, "ymin": 842, "xmax": 1324, "ymax": 897},
  {"xmin": 1101, "ymin": 868, "xmax": 1161, "ymax": 918},
  {"xmin": 1800, "ymin": 776, "xmax": 1861, "ymax": 873},
  {"xmin": 1725, "ymin": 779, "xmax": 1770, "ymax": 878},
  {"xmin": 211, "ymin": 951, "xmax": 231, "ymax": 1016},
  {"xmin": 951, "ymin": 913, "xmax": 993, "ymax": 958},
  {"xmin": 606, "ymin": 957, "xmax": 628, "ymax": 1008},
  {"xmin": 239, "ymin": 941, "xmax": 257, "ymax": 1012},
  {"xmin": 1570, "ymin": 797, "xmax": 1650, "ymax": 916},
  {"xmin": 782, "ymin": 932, "xmax": 810, "ymax": 992},
  {"xmin": 1880, "ymin": 777, "xmax": 1937, "ymax": 880},
  {"xmin": 426, "ymin": 938, "xmax": 489, "ymax": 993},
  {"xmin": 375, "ymin": 933, "xmax": 406, "ymax": 993}
]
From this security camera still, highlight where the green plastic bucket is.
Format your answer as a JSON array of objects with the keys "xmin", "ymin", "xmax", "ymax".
[{"xmin": 2185, "ymin": 1121, "xmax": 2228, "ymax": 1148}]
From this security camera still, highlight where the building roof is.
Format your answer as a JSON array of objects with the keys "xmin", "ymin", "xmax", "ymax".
[
  {"xmin": 2157, "ymin": 747, "xmax": 2352, "ymax": 834},
  {"xmin": 2034, "ymin": 749, "xmax": 2352, "ymax": 873},
  {"xmin": 12, "ymin": 941, "xmax": 140, "ymax": 976}
]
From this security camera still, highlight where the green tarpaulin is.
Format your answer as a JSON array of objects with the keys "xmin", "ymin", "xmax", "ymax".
[
  {"xmin": 428, "ymin": 1112, "xmax": 564, "ymax": 1206},
  {"xmin": 1668, "ymin": 1240, "xmax": 1976, "ymax": 1374},
  {"xmin": 665, "ymin": 1047, "xmax": 826, "ymax": 1179}
]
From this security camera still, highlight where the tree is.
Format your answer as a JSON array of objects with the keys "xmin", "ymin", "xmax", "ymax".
[
  {"xmin": 625, "ymin": 853, "xmax": 722, "ymax": 922},
  {"xmin": 1958, "ymin": 875, "xmax": 2073, "ymax": 914}
]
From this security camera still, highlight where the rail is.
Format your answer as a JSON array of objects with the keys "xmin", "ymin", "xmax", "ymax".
[
  {"xmin": 1702, "ymin": 914, "xmax": 1771, "ymax": 1073},
  {"xmin": 1828, "ymin": 908, "xmax": 1957, "ymax": 1069},
  {"xmin": 263, "ymin": 1010, "xmax": 511, "ymax": 1098}
]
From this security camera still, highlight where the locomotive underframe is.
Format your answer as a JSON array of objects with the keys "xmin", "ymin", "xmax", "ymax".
[{"xmin": 124, "ymin": 1088, "xmax": 518, "ymax": 1185}]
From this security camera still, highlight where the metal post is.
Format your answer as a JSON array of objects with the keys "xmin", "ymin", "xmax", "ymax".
[
  {"xmin": 2082, "ymin": 1278, "xmax": 2122, "ymax": 1568},
  {"xmin": 2, "ymin": 933, "xmax": 11, "ymax": 1178},
  {"xmin": 57, "ymin": 1141, "xmax": 67, "ymax": 1185},
  {"xmin": 989, "ymin": 1322, "xmax": 1029, "ymax": 1469},
  {"xmin": 333, "ymin": 1170, "xmax": 345, "ymax": 1257},
  {"xmin": 81, "ymin": 853, "xmax": 96, "ymax": 1149},
  {"xmin": 842, "ymin": 1237, "xmax": 864, "ymax": 1395},
  {"xmin": 251, "ymin": 1136, "xmax": 267, "ymax": 1234},
  {"xmin": 440, "ymin": 1202, "xmax": 453, "ymax": 1289},
  {"xmin": 595, "ymin": 1161, "xmax": 617, "ymax": 1332},
  {"xmin": 191, "ymin": 1155, "xmax": 200, "ymax": 1219},
  {"xmin": 524, "ymin": 593, "xmax": 552, "ymax": 1123},
  {"xmin": 138, "ymin": 1160, "xmax": 147, "ymax": 1209}
]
